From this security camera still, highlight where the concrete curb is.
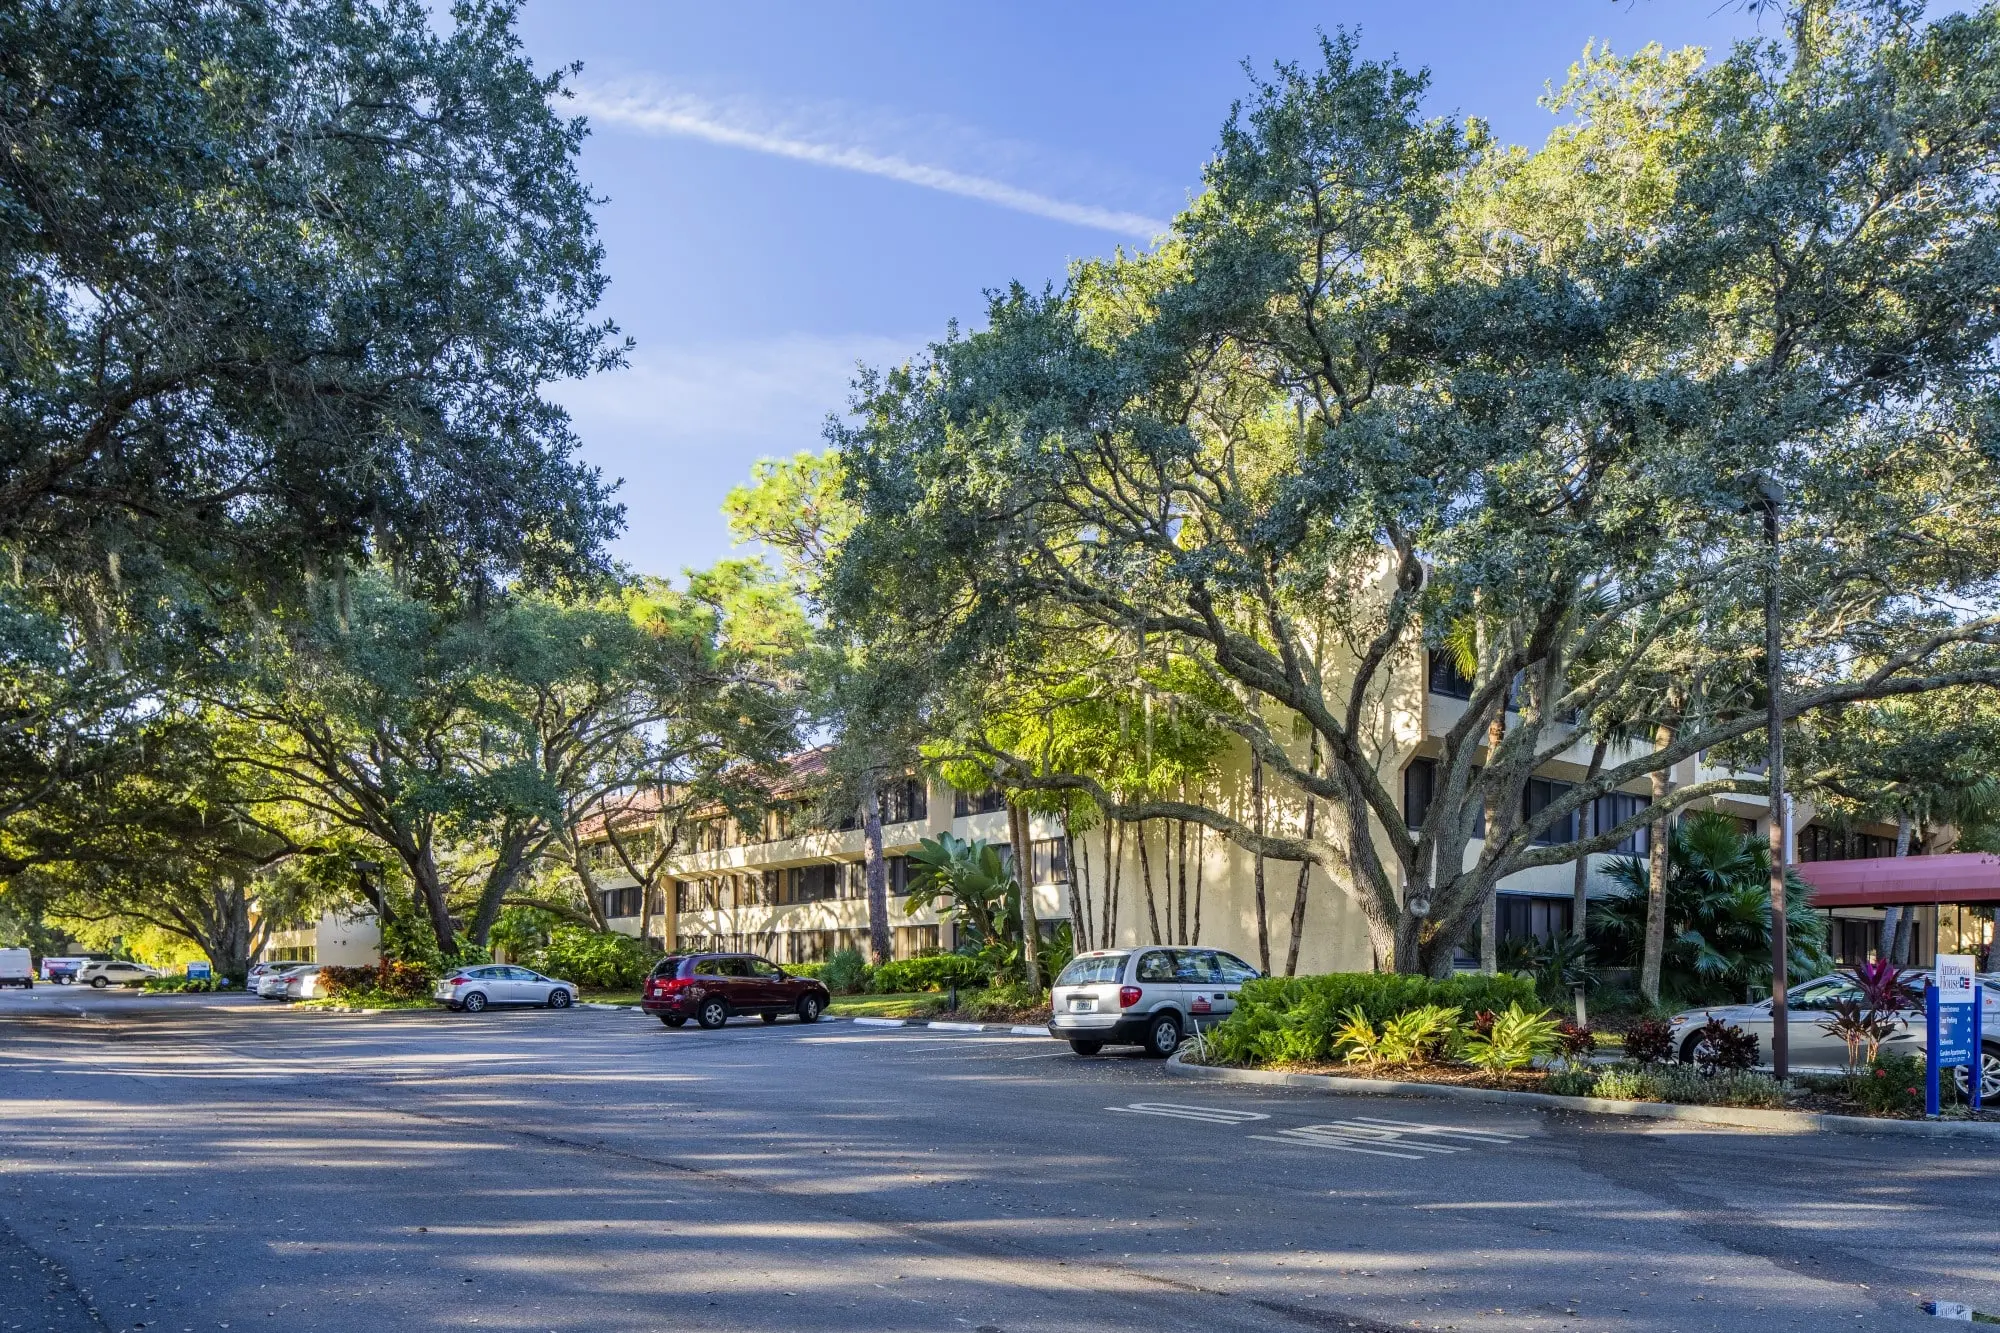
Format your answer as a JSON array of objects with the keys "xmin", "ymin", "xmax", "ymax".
[
  {"xmin": 850, "ymin": 1017, "xmax": 909, "ymax": 1027},
  {"xmin": 1165, "ymin": 1054, "xmax": 2000, "ymax": 1139}
]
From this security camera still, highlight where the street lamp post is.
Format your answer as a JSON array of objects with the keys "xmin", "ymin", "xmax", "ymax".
[{"xmin": 1755, "ymin": 476, "xmax": 1789, "ymax": 1083}]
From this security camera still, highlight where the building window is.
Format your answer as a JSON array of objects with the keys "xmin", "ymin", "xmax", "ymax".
[
  {"xmin": 1797, "ymin": 824, "xmax": 1898, "ymax": 863},
  {"xmin": 1589, "ymin": 793, "xmax": 1652, "ymax": 856},
  {"xmin": 1522, "ymin": 778, "xmax": 1577, "ymax": 846},
  {"xmin": 953, "ymin": 787, "xmax": 1009, "ymax": 817},
  {"xmin": 601, "ymin": 886, "xmax": 642, "ymax": 919},
  {"xmin": 893, "ymin": 925, "xmax": 939, "ymax": 960},
  {"xmin": 881, "ymin": 777, "xmax": 928, "ymax": 825},
  {"xmin": 1404, "ymin": 758, "xmax": 1437, "ymax": 831},
  {"xmin": 267, "ymin": 945, "xmax": 316, "ymax": 963},
  {"xmin": 1427, "ymin": 651, "xmax": 1475, "ymax": 700},
  {"xmin": 1495, "ymin": 893, "xmax": 1571, "ymax": 947},
  {"xmin": 781, "ymin": 864, "xmax": 840, "ymax": 904},
  {"xmin": 1030, "ymin": 838, "xmax": 1070, "ymax": 886}
]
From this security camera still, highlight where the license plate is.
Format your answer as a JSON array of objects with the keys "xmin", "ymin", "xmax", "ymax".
[{"xmin": 1069, "ymin": 999, "xmax": 1096, "ymax": 1012}]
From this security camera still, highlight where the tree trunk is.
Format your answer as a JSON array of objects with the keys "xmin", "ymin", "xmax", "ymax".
[
  {"xmin": 1640, "ymin": 730, "xmax": 1675, "ymax": 1005},
  {"xmin": 1252, "ymin": 750, "xmax": 1269, "ymax": 973},
  {"xmin": 1175, "ymin": 818, "xmax": 1189, "ymax": 945},
  {"xmin": 1284, "ymin": 734, "xmax": 1320, "ymax": 977},
  {"xmin": 1478, "ymin": 712, "xmax": 1506, "ymax": 976},
  {"xmin": 1190, "ymin": 823, "xmax": 1205, "ymax": 945},
  {"xmin": 1137, "ymin": 821, "xmax": 1163, "ymax": 945},
  {"xmin": 862, "ymin": 771, "xmax": 891, "ymax": 966},
  {"xmin": 1103, "ymin": 818, "xmax": 1121, "ymax": 950},
  {"xmin": 468, "ymin": 826, "xmax": 537, "ymax": 947},
  {"xmin": 411, "ymin": 844, "xmax": 456, "ymax": 958},
  {"xmin": 1007, "ymin": 800, "xmax": 1042, "ymax": 990},
  {"xmin": 1478, "ymin": 894, "xmax": 1498, "ymax": 975},
  {"xmin": 1061, "ymin": 808, "xmax": 1087, "ymax": 953},
  {"xmin": 1574, "ymin": 738, "xmax": 1609, "ymax": 945}
]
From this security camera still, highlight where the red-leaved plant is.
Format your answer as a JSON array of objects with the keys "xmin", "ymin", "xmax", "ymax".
[{"xmin": 1844, "ymin": 960, "xmax": 1917, "ymax": 1012}]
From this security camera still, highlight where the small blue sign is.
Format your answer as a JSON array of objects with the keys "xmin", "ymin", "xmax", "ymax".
[
  {"xmin": 1925, "ymin": 980, "xmax": 1985, "ymax": 1116},
  {"xmin": 186, "ymin": 961, "xmax": 211, "ymax": 980}
]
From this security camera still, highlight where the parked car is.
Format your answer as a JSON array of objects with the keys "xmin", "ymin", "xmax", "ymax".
[
  {"xmin": 254, "ymin": 963, "xmax": 311, "ymax": 998},
  {"xmin": 280, "ymin": 965, "xmax": 326, "ymax": 1000},
  {"xmin": 1668, "ymin": 971, "xmax": 2000, "ymax": 1098},
  {"xmin": 0, "ymin": 948, "xmax": 33, "ymax": 989},
  {"xmin": 1048, "ymin": 947, "xmax": 1262, "ymax": 1057},
  {"xmin": 433, "ymin": 965, "xmax": 579, "ymax": 1013},
  {"xmin": 76, "ymin": 959, "xmax": 159, "ymax": 989},
  {"xmin": 640, "ymin": 953, "xmax": 828, "ymax": 1029}
]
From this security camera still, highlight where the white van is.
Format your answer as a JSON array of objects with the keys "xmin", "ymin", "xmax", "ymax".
[{"xmin": 0, "ymin": 948, "xmax": 34, "ymax": 989}]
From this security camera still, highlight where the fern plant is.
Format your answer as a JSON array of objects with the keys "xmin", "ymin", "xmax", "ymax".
[
  {"xmin": 1462, "ymin": 1003, "xmax": 1561, "ymax": 1072},
  {"xmin": 1334, "ymin": 1003, "xmax": 1461, "ymax": 1067}
]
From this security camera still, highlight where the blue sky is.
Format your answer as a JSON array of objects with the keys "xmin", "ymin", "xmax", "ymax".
[{"xmin": 515, "ymin": 2, "xmax": 1779, "ymax": 580}]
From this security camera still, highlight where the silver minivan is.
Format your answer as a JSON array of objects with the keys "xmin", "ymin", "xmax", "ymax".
[{"xmin": 1048, "ymin": 947, "xmax": 1261, "ymax": 1057}]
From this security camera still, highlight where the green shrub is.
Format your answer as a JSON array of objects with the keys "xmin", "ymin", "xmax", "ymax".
[
  {"xmin": 960, "ymin": 981, "xmax": 1046, "ymax": 1020},
  {"xmin": 1544, "ymin": 1067, "xmax": 1600, "ymax": 1097},
  {"xmin": 1333, "ymin": 1003, "xmax": 1461, "ymax": 1067},
  {"xmin": 1855, "ymin": 1053, "xmax": 1927, "ymax": 1116},
  {"xmin": 319, "ymin": 965, "xmax": 379, "ymax": 998},
  {"xmin": 537, "ymin": 926, "xmax": 657, "ymax": 990},
  {"xmin": 1583, "ymin": 1062, "xmax": 1791, "ymax": 1108},
  {"xmin": 821, "ymin": 948, "xmax": 872, "ymax": 995},
  {"xmin": 871, "ymin": 953, "xmax": 990, "ymax": 994},
  {"xmin": 141, "ymin": 975, "xmax": 229, "ymax": 993},
  {"xmin": 376, "ymin": 960, "xmax": 437, "ymax": 999},
  {"xmin": 784, "ymin": 961, "xmax": 827, "ymax": 980},
  {"xmin": 1462, "ymin": 1003, "xmax": 1561, "ymax": 1072},
  {"xmin": 1206, "ymin": 971, "xmax": 1535, "ymax": 1067}
]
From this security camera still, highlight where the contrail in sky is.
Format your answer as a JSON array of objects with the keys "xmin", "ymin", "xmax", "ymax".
[{"xmin": 574, "ymin": 84, "xmax": 1167, "ymax": 242}]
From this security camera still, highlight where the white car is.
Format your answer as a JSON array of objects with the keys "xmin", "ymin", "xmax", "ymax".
[
  {"xmin": 1668, "ymin": 972, "xmax": 2000, "ymax": 1098},
  {"xmin": 433, "ymin": 965, "xmax": 578, "ymax": 1013},
  {"xmin": 1047, "ymin": 947, "xmax": 1262, "ymax": 1057},
  {"xmin": 254, "ymin": 963, "xmax": 311, "ymax": 998},
  {"xmin": 76, "ymin": 960, "xmax": 159, "ymax": 989},
  {"xmin": 280, "ymin": 965, "xmax": 328, "ymax": 1000}
]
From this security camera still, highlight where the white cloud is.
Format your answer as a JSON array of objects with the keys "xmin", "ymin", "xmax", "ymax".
[{"xmin": 573, "ymin": 82, "xmax": 1168, "ymax": 241}]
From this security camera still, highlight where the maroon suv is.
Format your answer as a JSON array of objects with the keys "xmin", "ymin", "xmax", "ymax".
[{"xmin": 642, "ymin": 953, "xmax": 829, "ymax": 1029}]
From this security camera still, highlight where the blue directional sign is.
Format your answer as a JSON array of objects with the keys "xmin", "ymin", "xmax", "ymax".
[
  {"xmin": 185, "ymin": 961, "xmax": 211, "ymax": 980},
  {"xmin": 1925, "ymin": 955, "xmax": 1984, "ymax": 1116}
]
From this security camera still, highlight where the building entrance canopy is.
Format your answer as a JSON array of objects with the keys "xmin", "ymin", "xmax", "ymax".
[{"xmin": 1796, "ymin": 852, "xmax": 2000, "ymax": 908}]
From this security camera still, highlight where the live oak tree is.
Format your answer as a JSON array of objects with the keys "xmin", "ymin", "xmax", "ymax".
[{"xmin": 829, "ymin": 11, "xmax": 2000, "ymax": 974}]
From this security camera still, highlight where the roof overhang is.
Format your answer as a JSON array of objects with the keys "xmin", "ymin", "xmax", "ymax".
[{"xmin": 1796, "ymin": 852, "xmax": 2000, "ymax": 908}]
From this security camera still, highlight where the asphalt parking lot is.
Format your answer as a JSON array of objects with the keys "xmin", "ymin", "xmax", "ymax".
[{"xmin": 1, "ymin": 987, "xmax": 1996, "ymax": 1332}]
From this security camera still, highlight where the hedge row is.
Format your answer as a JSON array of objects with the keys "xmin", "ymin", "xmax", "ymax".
[{"xmin": 1205, "ymin": 971, "xmax": 1538, "ymax": 1067}]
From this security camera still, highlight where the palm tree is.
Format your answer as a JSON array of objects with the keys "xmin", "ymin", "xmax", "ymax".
[{"xmin": 1591, "ymin": 810, "xmax": 1830, "ymax": 1007}]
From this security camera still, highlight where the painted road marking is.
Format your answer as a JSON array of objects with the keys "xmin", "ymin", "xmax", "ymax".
[
  {"xmin": 1343, "ymin": 1115, "xmax": 1527, "ymax": 1144},
  {"xmin": 1107, "ymin": 1102, "xmax": 1272, "ymax": 1124},
  {"xmin": 1247, "ymin": 1130, "xmax": 1432, "ymax": 1160}
]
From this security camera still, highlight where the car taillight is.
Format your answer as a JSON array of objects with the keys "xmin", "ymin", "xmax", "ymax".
[
  {"xmin": 660, "ymin": 977, "xmax": 689, "ymax": 992},
  {"xmin": 449, "ymin": 977, "xmax": 467, "ymax": 986},
  {"xmin": 1119, "ymin": 986, "xmax": 1142, "ymax": 1008}
]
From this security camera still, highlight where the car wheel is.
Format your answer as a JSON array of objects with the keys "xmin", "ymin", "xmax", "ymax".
[
  {"xmin": 1069, "ymin": 1040, "xmax": 1103, "ymax": 1056},
  {"xmin": 461, "ymin": 991, "xmax": 488, "ymax": 1013},
  {"xmin": 660, "ymin": 1015, "xmax": 687, "ymax": 1028},
  {"xmin": 1679, "ymin": 1032, "xmax": 1708, "ymax": 1066},
  {"xmin": 1952, "ymin": 1043, "xmax": 2000, "ymax": 1102},
  {"xmin": 547, "ymin": 989, "xmax": 572, "ymax": 1009},
  {"xmin": 696, "ymin": 998, "xmax": 729, "ymax": 1029},
  {"xmin": 90, "ymin": 977, "xmax": 108, "ymax": 989},
  {"xmin": 796, "ymin": 994, "xmax": 823, "ymax": 1024},
  {"xmin": 1144, "ymin": 1012, "xmax": 1182, "ymax": 1058},
  {"xmin": 761, "ymin": 1012, "xmax": 779, "ymax": 1024}
]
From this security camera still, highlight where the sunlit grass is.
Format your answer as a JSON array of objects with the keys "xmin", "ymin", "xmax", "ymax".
[{"xmin": 828, "ymin": 992, "xmax": 942, "ymax": 1019}]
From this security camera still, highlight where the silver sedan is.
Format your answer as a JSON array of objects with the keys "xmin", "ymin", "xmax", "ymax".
[
  {"xmin": 1668, "ymin": 973, "xmax": 2000, "ymax": 1097},
  {"xmin": 434, "ymin": 965, "xmax": 578, "ymax": 1013}
]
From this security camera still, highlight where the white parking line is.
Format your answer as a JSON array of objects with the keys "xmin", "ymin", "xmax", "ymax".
[
  {"xmin": 1343, "ymin": 1115, "xmax": 1528, "ymax": 1143},
  {"xmin": 1106, "ymin": 1102, "xmax": 1272, "ymax": 1124},
  {"xmin": 1247, "ymin": 1132, "xmax": 1430, "ymax": 1160}
]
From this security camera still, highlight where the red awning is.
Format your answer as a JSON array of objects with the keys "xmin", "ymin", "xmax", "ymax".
[{"xmin": 1795, "ymin": 852, "xmax": 2000, "ymax": 908}]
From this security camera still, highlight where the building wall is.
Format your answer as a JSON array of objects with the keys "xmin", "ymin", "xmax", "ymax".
[{"xmin": 260, "ymin": 910, "xmax": 381, "ymax": 966}]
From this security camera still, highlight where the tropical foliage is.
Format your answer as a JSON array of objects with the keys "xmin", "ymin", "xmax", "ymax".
[{"xmin": 1592, "ymin": 812, "xmax": 1829, "ymax": 1006}]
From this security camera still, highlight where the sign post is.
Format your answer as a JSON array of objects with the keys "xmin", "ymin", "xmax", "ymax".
[{"xmin": 1925, "ymin": 954, "xmax": 1983, "ymax": 1117}]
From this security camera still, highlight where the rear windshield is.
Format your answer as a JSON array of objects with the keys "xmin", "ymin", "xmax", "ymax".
[
  {"xmin": 1057, "ymin": 954, "xmax": 1127, "ymax": 987},
  {"xmin": 649, "ymin": 956, "xmax": 688, "ymax": 979}
]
